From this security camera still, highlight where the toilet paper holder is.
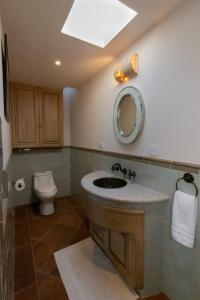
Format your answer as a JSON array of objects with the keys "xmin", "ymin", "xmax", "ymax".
[{"xmin": 13, "ymin": 178, "xmax": 26, "ymax": 191}]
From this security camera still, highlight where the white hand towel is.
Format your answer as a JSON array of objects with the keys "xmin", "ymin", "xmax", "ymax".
[{"xmin": 171, "ymin": 190, "xmax": 197, "ymax": 248}]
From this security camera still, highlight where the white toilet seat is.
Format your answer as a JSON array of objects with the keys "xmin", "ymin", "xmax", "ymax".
[{"xmin": 36, "ymin": 188, "xmax": 57, "ymax": 199}]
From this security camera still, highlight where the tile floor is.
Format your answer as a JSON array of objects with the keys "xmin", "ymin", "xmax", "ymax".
[
  {"xmin": 14, "ymin": 195, "xmax": 169, "ymax": 300},
  {"xmin": 14, "ymin": 195, "xmax": 89, "ymax": 300}
]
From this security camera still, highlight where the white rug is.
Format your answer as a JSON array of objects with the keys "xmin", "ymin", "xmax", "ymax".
[{"xmin": 54, "ymin": 238, "xmax": 139, "ymax": 300}]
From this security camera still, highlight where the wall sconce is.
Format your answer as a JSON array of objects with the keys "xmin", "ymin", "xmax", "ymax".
[{"xmin": 114, "ymin": 54, "xmax": 138, "ymax": 83}]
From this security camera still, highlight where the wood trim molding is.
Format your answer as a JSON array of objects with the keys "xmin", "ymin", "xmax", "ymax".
[
  {"xmin": 11, "ymin": 145, "xmax": 200, "ymax": 173},
  {"xmin": 69, "ymin": 145, "xmax": 200, "ymax": 173}
]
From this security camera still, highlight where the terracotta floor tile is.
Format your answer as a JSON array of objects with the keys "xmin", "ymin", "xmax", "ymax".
[
  {"xmin": 38, "ymin": 274, "xmax": 69, "ymax": 300},
  {"xmin": 49, "ymin": 260, "xmax": 60, "ymax": 278},
  {"xmin": 41, "ymin": 224, "xmax": 76, "ymax": 247},
  {"xmin": 35, "ymin": 209, "xmax": 74, "ymax": 224},
  {"xmin": 55, "ymin": 198, "xmax": 75, "ymax": 211},
  {"xmin": 66, "ymin": 195, "xmax": 83, "ymax": 208},
  {"xmin": 27, "ymin": 212, "xmax": 49, "ymax": 223},
  {"xmin": 34, "ymin": 211, "xmax": 62, "ymax": 223},
  {"xmin": 57, "ymin": 194, "xmax": 83, "ymax": 208},
  {"xmin": 15, "ymin": 245, "xmax": 36, "ymax": 293},
  {"xmin": 14, "ymin": 196, "xmax": 89, "ymax": 298},
  {"xmin": 36, "ymin": 272, "xmax": 47, "ymax": 285},
  {"xmin": 76, "ymin": 207, "xmax": 88, "ymax": 222},
  {"xmin": 30, "ymin": 238, "xmax": 40, "ymax": 247},
  {"xmin": 15, "ymin": 284, "xmax": 39, "ymax": 300},
  {"xmin": 33, "ymin": 241, "xmax": 59, "ymax": 274},
  {"xmin": 28, "ymin": 207, "xmax": 73, "ymax": 224},
  {"xmin": 26, "ymin": 203, "xmax": 41, "ymax": 221},
  {"xmin": 144, "ymin": 293, "xmax": 170, "ymax": 300},
  {"xmin": 29, "ymin": 219, "xmax": 53, "ymax": 240},
  {"xmin": 53, "ymin": 209, "xmax": 85, "ymax": 227},
  {"xmin": 15, "ymin": 206, "xmax": 27, "ymax": 224},
  {"xmin": 27, "ymin": 203, "xmax": 50, "ymax": 221},
  {"xmin": 70, "ymin": 225, "xmax": 90, "ymax": 245},
  {"xmin": 15, "ymin": 222, "xmax": 30, "ymax": 248}
]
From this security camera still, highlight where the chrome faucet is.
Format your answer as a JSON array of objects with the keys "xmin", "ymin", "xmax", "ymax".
[
  {"xmin": 111, "ymin": 163, "xmax": 128, "ymax": 176},
  {"xmin": 111, "ymin": 163, "xmax": 136, "ymax": 179},
  {"xmin": 111, "ymin": 163, "xmax": 121, "ymax": 172},
  {"xmin": 128, "ymin": 169, "xmax": 136, "ymax": 179}
]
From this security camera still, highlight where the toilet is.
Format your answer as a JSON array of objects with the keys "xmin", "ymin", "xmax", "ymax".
[{"xmin": 33, "ymin": 171, "xmax": 57, "ymax": 215}]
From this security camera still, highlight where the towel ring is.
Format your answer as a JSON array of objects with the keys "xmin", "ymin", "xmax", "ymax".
[{"xmin": 176, "ymin": 173, "xmax": 198, "ymax": 197}]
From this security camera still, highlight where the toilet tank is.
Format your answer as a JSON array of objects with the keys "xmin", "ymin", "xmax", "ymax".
[{"xmin": 33, "ymin": 171, "xmax": 55, "ymax": 191}]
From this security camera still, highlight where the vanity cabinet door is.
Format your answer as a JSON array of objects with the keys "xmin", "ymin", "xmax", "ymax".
[
  {"xmin": 109, "ymin": 230, "xmax": 130, "ymax": 275},
  {"xmin": 11, "ymin": 83, "xmax": 40, "ymax": 148},
  {"xmin": 85, "ymin": 198, "xmax": 144, "ymax": 289},
  {"xmin": 90, "ymin": 221, "xmax": 108, "ymax": 248},
  {"xmin": 39, "ymin": 88, "xmax": 63, "ymax": 147}
]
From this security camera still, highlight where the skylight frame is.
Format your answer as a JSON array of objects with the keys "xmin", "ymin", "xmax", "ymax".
[{"xmin": 61, "ymin": 0, "xmax": 138, "ymax": 48}]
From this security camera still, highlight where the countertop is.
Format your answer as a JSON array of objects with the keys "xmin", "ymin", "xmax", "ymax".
[{"xmin": 81, "ymin": 170, "xmax": 169, "ymax": 206}]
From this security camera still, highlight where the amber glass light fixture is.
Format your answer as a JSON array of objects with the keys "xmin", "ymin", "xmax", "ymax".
[
  {"xmin": 55, "ymin": 60, "xmax": 62, "ymax": 66},
  {"xmin": 114, "ymin": 54, "xmax": 138, "ymax": 83}
]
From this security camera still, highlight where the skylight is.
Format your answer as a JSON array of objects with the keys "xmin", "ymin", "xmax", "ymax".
[{"xmin": 61, "ymin": 0, "xmax": 138, "ymax": 48}]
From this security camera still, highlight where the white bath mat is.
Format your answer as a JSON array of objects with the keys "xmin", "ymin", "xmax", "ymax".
[{"xmin": 54, "ymin": 238, "xmax": 138, "ymax": 300}]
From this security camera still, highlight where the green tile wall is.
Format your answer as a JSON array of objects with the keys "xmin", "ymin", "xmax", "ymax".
[{"xmin": 11, "ymin": 148, "xmax": 71, "ymax": 207}]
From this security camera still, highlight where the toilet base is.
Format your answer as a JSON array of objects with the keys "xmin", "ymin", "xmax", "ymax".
[{"xmin": 39, "ymin": 201, "xmax": 55, "ymax": 216}]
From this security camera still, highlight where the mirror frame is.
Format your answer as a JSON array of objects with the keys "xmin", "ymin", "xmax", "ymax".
[{"xmin": 113, "ymin": 86, "xmax": 145, "ymax": 144}]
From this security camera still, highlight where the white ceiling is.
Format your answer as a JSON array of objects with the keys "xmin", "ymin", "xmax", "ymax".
[{"xmin": 0, "ymin": 0, "xmax": 185, "ymax": 89}]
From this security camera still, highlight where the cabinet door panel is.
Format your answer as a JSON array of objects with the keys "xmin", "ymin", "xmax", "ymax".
[
  {"xmin": 39, "ymin": 89, "xmax": 63, "ymax": 146},
  {"xmin": 90, "ymin": 221, "xmax": 108, "ymax": 248},
  {"xmin": 85, "ymin": 198, "xmax": 144, "ymax": 289},
  {"xmin": 12, "ymin": 84, "xmax": 40, "ymax": 148},
  {"xmin": 109, "ymin": 230, "xmax": 126, "ymax": 266}
]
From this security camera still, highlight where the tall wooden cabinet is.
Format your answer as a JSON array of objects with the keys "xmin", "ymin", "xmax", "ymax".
[
  {"xmin": 39, "ymin": 88, "xmax": 63, "ymax": 147},
  {"xmin": 11, "ymin": 83, "xmax": 63, "ymax": 148}
]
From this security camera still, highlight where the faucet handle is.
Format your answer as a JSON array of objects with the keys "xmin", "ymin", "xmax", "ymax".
[
  {"xmin": 122, "ymin": 168, "xmax": 128, "ymax": 175},
  {"xmin": 128, "ymin": 169, "xmax": 136, "ymax": 179},
  {"xmin": 111, "ymin": 163, "xmax": 121, "ymax": 172}
]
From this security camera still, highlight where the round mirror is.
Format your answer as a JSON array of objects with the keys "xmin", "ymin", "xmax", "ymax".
[
  {"xmin": 118, "ymin": 94, "xmax": 136, "ymax": 136},
  {"xmin": 113, "ymin": 86, "xmax": 145, "ymax": 144}
]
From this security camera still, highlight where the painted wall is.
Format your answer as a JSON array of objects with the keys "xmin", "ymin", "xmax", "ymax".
[
  {"xmin": 63, "ymin": 87, "xmax": 72, "ymax": 146},
  {"xmin": 0, "ymin": 18, "xmax": 12, "ymax": 168},
  {"xmin": 69, "ymin": 0, "xmax": 200, "ymax": 165}
]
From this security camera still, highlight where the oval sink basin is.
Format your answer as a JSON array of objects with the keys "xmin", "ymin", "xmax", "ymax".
[{"xmin": 93, "ymin": 177, "xmax": 127, "ymax": 189}]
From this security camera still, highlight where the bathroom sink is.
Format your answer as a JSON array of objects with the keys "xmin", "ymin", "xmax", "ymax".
[
  {"xmin": 93, "ymin": 177, "xmax": 127, "ymax": 189},
  {"xmin": 81, "ymin": 171, "xmax": 169, "ymax": 207}
]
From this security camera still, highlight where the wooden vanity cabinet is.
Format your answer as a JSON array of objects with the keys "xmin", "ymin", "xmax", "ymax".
[
  {"xmin": 11, "ymin": 83, "xmax": 63, "ymax": 148},
  {"xmin": 85, "ymin": 198, "xmax": 144, "ymax": 289}
]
